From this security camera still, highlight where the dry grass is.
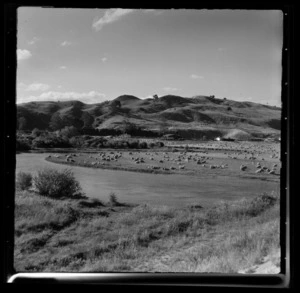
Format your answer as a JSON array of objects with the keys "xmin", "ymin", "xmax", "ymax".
[{"xmin": 14, "ymin": 191, "xmax": 280, "ymax": 273}]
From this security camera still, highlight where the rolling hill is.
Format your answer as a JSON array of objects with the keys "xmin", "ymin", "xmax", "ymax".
[{"xmin": 17, "ymin": 95, "xmax": 281, "ymax": 139}]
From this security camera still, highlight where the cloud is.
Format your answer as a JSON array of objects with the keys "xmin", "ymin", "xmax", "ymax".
[
  {"xmin": 17, "ymin": 91, "xmax": 107, "ymax": 104},
  {"xmin": 61, "ymin": 41, "xmax": 72, "ymax": 47},
  {"xmin": 217, "ymin": 47, "xmax": 226, "ymax": 52},
  {"xmin": 17, "ymin": 82, "xmax": 26, "ymax": 88},
  {"xmin": 92, "ymin": 8, "xmax": 134, "ymax": 31},
  {"xmin": 25, "ymin": 83, "xmax": 50, "ymax": 92},
  {"xmin": 141, "ymin": 94, "xmax": 156, "ymax": 99},
  {"xmin": 163, "ymin": 87, "xmax": 178, "ymax": 92},
  {"xmin": 190, "ymin": 74, "xmax": 204, "ymax": 79},
  {"xmin": 59, "ymin": 66, "xmax": 67, "ymax": 70},
  {"xmin": 28, "ymin": 37, "xmax": 39, "ymax": 45},
  {"xmin": 38, "ymin": 91, "xmax": 106, "ymax": 103},
  {"xmin": 101, "ymin": 57, "xmax": 107, "ymax": 62},
  {"xmin": 17, "ymin": 49, "xmax": 32, "ymax": 61}
]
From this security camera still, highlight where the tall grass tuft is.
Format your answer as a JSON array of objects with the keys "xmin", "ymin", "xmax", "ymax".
[{"xmin": 16, "ymin": 171, "xmax": 32, "ymax": 191}]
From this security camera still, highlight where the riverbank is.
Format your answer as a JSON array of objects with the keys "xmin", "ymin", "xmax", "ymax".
[
  {"xmin": 16, "ymin": 152, "xmax": 280, "ymax": 207},
  {"xmin": 14, "ymin": 190, "xmax": 280, "ymax": 273}
]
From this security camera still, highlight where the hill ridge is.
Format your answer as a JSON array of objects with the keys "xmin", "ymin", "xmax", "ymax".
[{"xmin": 17, "ymin": 95, "xmax": 281, "ymax": 140}]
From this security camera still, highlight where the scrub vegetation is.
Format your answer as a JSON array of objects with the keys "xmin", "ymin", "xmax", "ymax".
[{"xmin": 14, "ymin": 170, "xmax": 280, "ymax": 273}]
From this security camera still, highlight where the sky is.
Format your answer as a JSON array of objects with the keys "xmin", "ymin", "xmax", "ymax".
[{"xmin": 17, "ymin": 8, "xmax": 283, "ymax": 106}]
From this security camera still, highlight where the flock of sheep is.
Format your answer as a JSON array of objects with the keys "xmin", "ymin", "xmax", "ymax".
[{"xmin": 47, "ymin": 141, "xmax": 280, "ymax": 176}]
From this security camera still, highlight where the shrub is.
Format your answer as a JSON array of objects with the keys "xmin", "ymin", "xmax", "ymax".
[
  {"xmin": 16, "ymin": 138, "xmax": 31, "ymax": 151},
  {"xmin": 59, "ymin": 126, "xmax": 79, "ymax": 139},
  {"xmin": 128, "ymin": 140, "xmax": 139, "ymax": 149},
  {"xmin": 32, "ymin": 135, "xmax": 71, "ymax": 148},
  {"xmin": 31, "ymin": 128, "xmax": 42, "ymax": 137},
  {"xmin": 16, "ymin": 171, "xmax": 32, "ymax": 190},
  {"xmin": 78, "ymin": 198, "xmax": 104, "ymax": 208},
  {"xmin": 69, "ymin": 136, "xmax": 85, "ymax": 148},
  {"xmin": 138, "ymin": 141, "xmax": 148, "ymax": 149},
  {"xmin": 33, "ymin": 168, "xmax": 83, "ymax": 199},
  {"xmin": 246, "ymin": 193, "xmax": 278, "ymax": 216},
  {"xmin": 108, "ymin": 192, "xmax": 119, "ymax": 206}
]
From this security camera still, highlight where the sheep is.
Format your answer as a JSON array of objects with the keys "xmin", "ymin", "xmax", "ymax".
[{"xmin": 240, "ymin": 165, "xmax": 247, "ymax": 171}]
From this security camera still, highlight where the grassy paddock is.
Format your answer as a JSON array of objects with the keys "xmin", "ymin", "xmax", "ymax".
[{"xmin": 14, "ymin": 191, "xmax": 280, "ymax": 273}]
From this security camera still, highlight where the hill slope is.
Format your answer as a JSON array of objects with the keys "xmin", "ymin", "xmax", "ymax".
[{"xmin": 17, "ymin": 95, "xmax": 281, "ymax": 139}]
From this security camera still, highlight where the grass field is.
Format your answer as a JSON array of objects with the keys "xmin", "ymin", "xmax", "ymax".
[
  {"xmin": 45, "ymin": 141, "xmax": 281, "ymax": 180},
  {"xmin": 14, "ymin": 190, "xmax": 280, "ymax": 273}
]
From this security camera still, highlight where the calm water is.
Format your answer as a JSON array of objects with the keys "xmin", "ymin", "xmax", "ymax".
[{"xmin": 16, "ymin": 153, "xmax": 279, "ymax": 207}]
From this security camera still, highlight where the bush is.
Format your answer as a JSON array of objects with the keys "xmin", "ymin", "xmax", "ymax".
[
  {"xmin": 128, "ymin": 140, "xmax": 139, "ymax": 149},
  {"xmin": 138, "ymin": 141, "xmax": 148, "ymax": 149},
  {"xmin": 32, "ymin": 135, "xmax": 71, "ymax": 148},
  {"xmin": 33, "ymin": 168, "xmax": 83, "ymax": 199},
  {"xmin": 108, "ymin": 192, "xmax": 119, "ymax": 206},
  {"xmin": 69, "ymin": 136, "xmax": 85, "ymax": 148},
  {"xmin": 16, "ymin": 138, "xmax": 31, "ymax": 151},
  {"xmin": 16, "ymin": 171, "xmax": 32, "ymax": 190},
  {"xmin": 59, "ymin": 126, "xmax": 79, "ymax": 139},
  {"xmin": 32, "ymin": 128, "xmax": 42, "ymax": 137}
]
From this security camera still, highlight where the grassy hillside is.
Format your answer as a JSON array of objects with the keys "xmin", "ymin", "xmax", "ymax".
[
  {"xmin": 14, "ymin": 190, "xmax": 280, "ymax": 272},
  {"xmin": 17, "ymin": 95, "xmax": 281, "ymax": 139}
]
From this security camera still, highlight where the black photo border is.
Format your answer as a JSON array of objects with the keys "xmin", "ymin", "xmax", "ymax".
[{"xmin": 2, "ymin": 2, "xmax": 295, "ymax": 288}]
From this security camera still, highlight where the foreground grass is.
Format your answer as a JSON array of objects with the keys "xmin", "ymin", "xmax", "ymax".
[{"xmin": 14, "ymin": 191, "xmax": 280, "ymax": 273}]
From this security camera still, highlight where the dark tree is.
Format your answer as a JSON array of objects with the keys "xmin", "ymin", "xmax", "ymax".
[
  {"xmin": 18, "ymin": 117, "xmax": 28, "ymax": 130},
  {"xmin": 110, "ymin": 100, "xmax": 121, "ymax": 111},
  {"xmin": 122, "ymin": 118, "xmax": 139, "ymax": 135},
  {"xmin": 153, "ymin": 94, "xmax": 159, "ymax": 101},
  {"xmin": 49, "ymin": 112, "xmax": 64, "ymax": 130},
  {"xmin": 81, "ymin": 111, "xmax": 94, "ymax": 129},
  {"xmin": 62, "ymin": 102, "xmax": 84, "ymax": 129}
]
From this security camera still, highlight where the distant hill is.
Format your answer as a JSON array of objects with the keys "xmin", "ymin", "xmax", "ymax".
[{"xmin": 17, "ymin": 95, "xmax": 281, "ymax": 139}]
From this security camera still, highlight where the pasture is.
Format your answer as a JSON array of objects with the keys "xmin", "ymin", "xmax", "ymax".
[{"xmin": 46, "ymin": 141, "xmax": 281, "ymax": 179}]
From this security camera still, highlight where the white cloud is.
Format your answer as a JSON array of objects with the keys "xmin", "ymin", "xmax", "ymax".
[
  {"xmin": 190, "ymin": 74, "xmax": 204, "ymax": 79},
  {"xmin": 92, "ymin": 9, "xmax": 135, "ymax": 31},
  {"xmin": 61, "ymin": 41, "xmax": 72, "ymax": 47},
  {"xmin": 17, "ymin": 82, "xmax": 26, "ymax": 88},
  {"xmin": 28, "ymin": 37, "xmax": 39, "ymax": 45},
  {"xmin": 25, "ymin": 83, "xmax": 50, "ymax": 92},
  {"xmin": 101, "ymin": 57, "xmax": 108, "ymax": 62},
  {"xmin": 17, "ymin": 91, "xmax": 107, "ymax": 104},
  {"xmin": 17, "ymin": 49, "xmax": 32, "ymax": 61},
  {"xmin": 141, "ymin": 94, "xmax": 156, "ymax": 99},
  {"xmin": 38, "ymin": 91, "xmax": 106, "ymax": 103},
  {"xmin": 217, "ymin": 47, "xmax": 226, "ymax": 52},
  {"xmin": 59, "ymin": 66, "xmax": 67, "ymax": 70},
  {"xmin": 163, "ymin": 87, "xmax": 178, "ymax": 92}
]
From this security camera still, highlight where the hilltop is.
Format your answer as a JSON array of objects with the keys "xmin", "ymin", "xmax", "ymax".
[{"xmin": 17, "ymin": 95, "xmax": 281, "ymax": 140}]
